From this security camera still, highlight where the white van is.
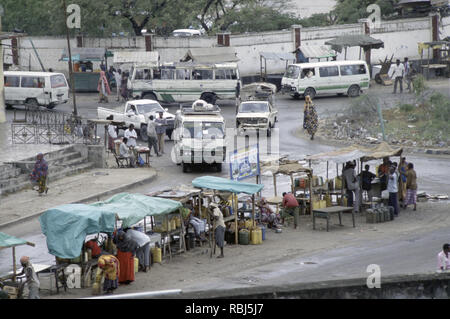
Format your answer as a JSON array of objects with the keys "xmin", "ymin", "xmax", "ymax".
[
  {"xmin": 129, "ymin": 62, "xmax": 241, "ymax": 104},
  {"xmin": 281, "ymin": 60, "xmax": 370, "ymax": 99},
  {"xmin": 4, "ymin": 71, "xmax": 69, "ymax": 109},
  {"xmin": 172, "ymin": 29, "xmax": 202, "ymax": 37}
]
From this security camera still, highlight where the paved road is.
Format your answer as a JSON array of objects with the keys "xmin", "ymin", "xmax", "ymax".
[{"xmin": 1, "ymin": 82, "xmax": 449, "ymax": 282}]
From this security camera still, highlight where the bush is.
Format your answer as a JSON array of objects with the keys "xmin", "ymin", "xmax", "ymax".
[{"xmin": 399, "ymin": 104, "xmax": 414, "ymax": 113}]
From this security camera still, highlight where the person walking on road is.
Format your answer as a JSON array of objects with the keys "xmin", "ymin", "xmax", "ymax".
[
  {"xmin": 403, "ymin": 57, "xmax": 412, "ymax": 93},
  {"xmin": 147, "ymin": 115, "xmax": 160, "ymax": 157},
  {"xmin": 209, "ymin": 202, "xmax": 225, "ymax": 258},
  {"xmin": 155, "ymin": 112, "xmax": 167, "ymax": 154},
  {"xmin": 391, "ymin": 59, "xmax": 405, "ymax": 94},
  {"xmin": 404, "ymin": 162, "xmax": 417, "ymax": 211},
  {"xmin": 303, "ymin": 95, "xmax": 318, "ymax": 140},
  {"xmin": 98, "ymin": 70, "xmax": 111, "ymax": 103},
  {"xmin": 18, "ymin": 256, "xmax": 40, "ymax": 299},
  {"xmin": 30, "ymin": 153, "xmax": 49, "ymax": 195}
]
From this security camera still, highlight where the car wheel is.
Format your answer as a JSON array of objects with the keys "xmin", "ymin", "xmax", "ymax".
[
  {"xmin": 182, "ymin": 162, "xmax": 189, "ymax": 173},
  {"xmin": 26, "ymin": 99, "xmax": 39, "ymax": 110},
  {"xmin": 303, "ymin": 88, "xmax": 316, "ymax": 100},
  {"xmin": 348, "ymin": 85, "xmax": 360, "ymax": 97},
  {"xmin": 142, "ymin": 92, "xmax": 157, "ymax": 101},
  {"xmin": 201, "ymin": 93, "xmax": 217, "ymax": 104},
  {"xmin": 292, "ymin": 93, "xmax": 301, "ymax": 100},
  {"xmin": 140, "ymin": 125, "xmax": 148, "ymax": 142}
]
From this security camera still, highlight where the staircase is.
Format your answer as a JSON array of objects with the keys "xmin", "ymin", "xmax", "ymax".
[{"xmin": 0, "ymin": 145, "xmax": 96, "ymax": 196}]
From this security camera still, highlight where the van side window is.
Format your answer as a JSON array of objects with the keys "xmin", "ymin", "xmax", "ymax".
[
  {"xmin": 192, "ymin": 69, "xmax": 213, "ymax": 80},
  {"xmin": 161, "ymin": 69, "xmax": 175, "ymax": 80},
  {"xmin": 51, "ymin": 75, "xmax": 67, "ymax": 88},
  {"xmin": 21, "ymin": 76, "xmax": 45, "ymax": 88},
  {"xmin": 135, "ymin": 69, "xmax": 151, "ymax": 80},
  {"xmin": 215, "ymin": 69, "xmax": 227, "ymax": 80},
  {"xmin": 340, "ymin": 64, "xmax": 367, "ymax": 76},
  {"xmin": 4, "ymin": 76, "xmax": 20, "ymax": 87},
  {"xmin": 301, "ymin": 68, "xmax": 315, "ymax": 79},
  {"xmin": 319, "ymin": 66, "xmax": 339, "ymax": 77},
  {"xmin": 176, "ymin": 69, "xmax": 190, "ymax": 80}
]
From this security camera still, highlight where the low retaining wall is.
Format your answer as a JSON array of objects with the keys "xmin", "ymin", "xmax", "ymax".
[{"xmin": 176, "ymin": 272, "xmax": 450, "ymax": 299}]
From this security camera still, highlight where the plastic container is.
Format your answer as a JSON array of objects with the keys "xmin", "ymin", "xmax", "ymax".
[
  {"xmin": 151, "ymin": 247, "xmax": 162, "ymax": 263},
  {"xmin": 134, "ymin": 257, "xmax": 139, "ymax": 273},
  {"xmin": 250, "ymin": 227, "xmax": 262, "ymax": 245},
  {"xmin": 245, "ymin": 219, "xmax": 254, "ymax": 229},
  {"xmin": 260, "ymin": 225, "xmax": 266, "ymax": 241},
  {"xmin": 239, "ymin": 229, "xmax": 249, "ymax": 245}
]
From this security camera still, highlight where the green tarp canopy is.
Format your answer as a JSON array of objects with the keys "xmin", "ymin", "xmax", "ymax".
[
  {"xmin": 325, "ymin": 34, "xmax": 384, "ymax": 53},
  {"xmin": 39, "ymin": 193, "xmax": 182, "ymax": 259},
  {"xmin": 192, "ymin": 176, "xmax": 264, "ymax": 194},
  {"xmin": 0, "ymin": 232, "xmax": 30, "ymax": 248}
]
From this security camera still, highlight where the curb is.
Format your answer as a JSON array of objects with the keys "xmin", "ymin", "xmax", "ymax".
[{"xmin": 0, "ymin": 172, "xmax": 158, "ymax": 230}]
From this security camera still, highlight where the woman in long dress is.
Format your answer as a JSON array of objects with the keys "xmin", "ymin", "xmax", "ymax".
[
  {"xmin": 98, "ymin": 71, "xmax": 111, "ymax": 103},
  {"xmin": 304, "ymin": 95, "xmax": 318, "ymax": 140},
  {"xmin": 92, "ymin": 255, "xmax": 120, "ymax": 295},
  {"xmin": 30, "ymin": 153, "xmax": 49, "ymax": 195},
  {"xmin": 113, "ymin": 230, "xmax": 138, "ymax": 284}
]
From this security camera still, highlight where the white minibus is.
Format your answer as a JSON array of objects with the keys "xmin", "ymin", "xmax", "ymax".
[
  {"xmin": 281, "ymin": 60, "xmax": 370, "ymax": 99},
  {"xmin": 4, "ymin": 71, "xmax": 69, "ymax": 109}
]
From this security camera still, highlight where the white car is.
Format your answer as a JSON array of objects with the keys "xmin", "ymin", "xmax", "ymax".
[
  {"xmin": 97, "ymin": 99, "xmax": 176, "ymax": 140},
  {"xmin": 236, "ymin": 82, "xmax": 278, "ymax": 137}
]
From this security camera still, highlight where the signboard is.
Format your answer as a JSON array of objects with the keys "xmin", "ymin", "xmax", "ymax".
[{"xmin": 229, "ymin": 144, "xmax": 260, "ymax": 181}]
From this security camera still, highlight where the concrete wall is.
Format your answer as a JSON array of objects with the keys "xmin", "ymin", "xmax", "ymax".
[
  {"xmin": 174, "ymin": 272, "xmax": 450, "ymax": 299},
  {"xmin": 2, "ymin": 15, "xmax": 447, "ymax": 77}
]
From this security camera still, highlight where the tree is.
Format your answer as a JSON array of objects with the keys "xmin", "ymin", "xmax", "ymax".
[{"xmin": 332, "ymin": 0, "xmax": 399, "ymax": 24}]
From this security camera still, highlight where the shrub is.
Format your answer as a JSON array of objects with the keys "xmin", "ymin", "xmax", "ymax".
[{"xmin": 399, "ymin": 104, "xmax": 414, "ymax": 113}]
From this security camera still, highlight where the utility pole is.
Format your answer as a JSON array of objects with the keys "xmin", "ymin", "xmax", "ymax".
[
  {"xmin": 62, "ymin": 0, "xmax": 78, "ymax": 117},
  {"xmin": 0, "ymin": 7, "xmax": 6, "ymax": 124},
  {"xmin": 377, "ymin": 104, "xmax": 386, "ymax": 141}
]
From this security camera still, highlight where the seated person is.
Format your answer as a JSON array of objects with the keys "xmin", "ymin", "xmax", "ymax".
[
  {"xmin": 119, "ymin": 137, "xmax": 136, "ymax": 167},
  {"xmin": 258, "ymin": 198, "xmax": 280, "ymax": 229}
]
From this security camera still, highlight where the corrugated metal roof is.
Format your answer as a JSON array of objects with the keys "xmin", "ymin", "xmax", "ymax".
[
  {"xmin": 296, "ymin": 45, "xmax": 336, "ymax": 58},
  {"xmin": 113, "ymin": 51, "xmax": 159, "ymax": 65},
  {"xmin": 181, "ymin": 47, "xmax": 239, "ymax": 63},
  {"xmin": 325, "ymin": 34, "xmax": 384, "ymax": 53},
  {"xmin": 259, "ymin": 52, "xmax": 296, "ymax": 61}
]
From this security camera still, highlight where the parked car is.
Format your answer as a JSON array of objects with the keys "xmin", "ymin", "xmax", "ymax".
[
  {"xmin": 172, "ymin": 29, "xmax": 202, "ymax": 37},
  {"xmin": 97, "ymin": 99, "xmax": 176, "ymax": 140}
]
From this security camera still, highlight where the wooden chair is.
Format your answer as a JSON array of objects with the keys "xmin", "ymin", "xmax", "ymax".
[{"xmin": 112, "ymin": 150, "xmax": 129, "ymax": 168}]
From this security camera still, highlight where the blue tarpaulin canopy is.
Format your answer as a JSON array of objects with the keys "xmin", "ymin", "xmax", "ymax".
[
  {"xmin": 39, "ymin": 193, "xmax": 182, "ymax": 259},
  {"xmin": 192, "ymin": 176, "xmax": 264, "ymax": 194},
  {"xmin": 0, "ymin": 232, "xmax": 33, "ymax": 249}
]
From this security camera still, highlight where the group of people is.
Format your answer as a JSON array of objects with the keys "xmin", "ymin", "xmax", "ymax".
[
  {"xmin": 390, "ymin": 57, "xmax": 413, "ymax": 94},
  {"xmin": 106, "ymin": 112, "xmax": 168, "ymax": 168},
  {"xmin": 97, "ymin": 65, "xmax": 130, "ymax": 104},
  {"xmin": 343, "ymin": 156, "xmax": 418, "ymax": 216},
  {"xmin": 91, "ymin": 228, "xmax": 152, "ymax": 295}
]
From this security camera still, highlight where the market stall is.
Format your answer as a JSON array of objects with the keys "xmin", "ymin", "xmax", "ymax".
[
  {"xmin": 39, "ymin": 193, "xmax": 183, "ymax": 289},
  {"xmin": 192, "ymin": 176, "xmax": 264, "ymax": 246},
  {"xmin": 60, "ymin": 47, "xmax": 113, "ymax": 92},
  {"xmin": 418, "ymin": 40, "xmax": 450, "ymax": 79}
]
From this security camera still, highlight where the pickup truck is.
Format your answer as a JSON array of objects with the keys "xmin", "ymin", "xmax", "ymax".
[
  {"xmin": 235, "ymin": 82, "xmax": 278, "ymax": 137},
  {"xmin": 97, "ymin": 99, "xmax": 176, "ymax": 140}
]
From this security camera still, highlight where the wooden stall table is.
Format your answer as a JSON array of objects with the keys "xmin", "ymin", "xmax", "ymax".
[
  {"xmin": 312, "ymin": 206, "xmax": 355, "ymax": 232},
  {"xmin": 136, "ymin": 146, "xmax": 150, "ymax": 167}
]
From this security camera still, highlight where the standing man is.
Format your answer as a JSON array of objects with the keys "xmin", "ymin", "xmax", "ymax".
[
  {"xmin": 398, "ymin": 157, "xmax": 408, "ymax": 207},
  {"xmin": 387, "ymin": 165, "xmax": 399, "ymax": 216},
  {"xmin": 360, "ymin": 164, "xmax": 376, "ymax": 203},
  {"xmin": 155, "ymin": 112, "xmax": 167, "ymax": 155},
  {"xmin": 106, "ymin": 115, "xmax": 118, "ymax": 152},
  {"xmin": 403, "ymin": 57, "xmax": 412, "ymax": 93},
  {"xmin": 391, "ymin": 59, "xmax": 405, "ymax": 94},
  {"xmin": 147, "ymin": 115, "xmax": 160, "ymax": 157},
  {"xmin": 124, "ymin": 124, "xmax": 137, "ymax": 148},
  {"xmin": 281, "ymin": 192, "xmax": 300, "ymax": 229},
  {"xmin": 404, "ymin": 162, "xmax": 417, "ymax": 211},
  {"xmin": 113, "ymin": 69, "xmax": 122, "ymax": 102},
  {"xmin": 437, "ymin": 243, "xmax": 450, "ymax": 271},
  {"xmin": 343, "ymin": 161, "xmax": 360, "ymax": 212},
  {"xmin": 209, "ymin": 202, "xmax": 225, "ymax": 258},
  {"xmin": 18, "ymin": 256, "xmax": 40, "ymax": 299}
]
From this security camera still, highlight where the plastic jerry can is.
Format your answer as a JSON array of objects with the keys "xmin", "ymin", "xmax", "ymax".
[
  {"xmin": 260, "ymin": 225, "xmax": 266, "ymax": 241},
  {"xmin": 134, "ymin": 257, "xmax": 139, "ymax": 273},
  {"xmin": 239, "ymin": 229, "xmax": 249, "ymax": 245},
  {"xmin": 151, "ymin": 247, "xmax": 162, "ymax": 263},
  {"xmin": 251, "ymin": 228, "xmax": 262, "ymax": 245}
]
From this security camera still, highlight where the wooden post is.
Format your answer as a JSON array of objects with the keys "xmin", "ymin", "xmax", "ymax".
[
  {"xmin": 233, "ymin": 194, "xmax": 238, "ymax": 245},
  {"xmin": 0, "ymin": 14, "xmax": 6, "ymax": 124},
  {"xmin": 341, "ymin": 164, "xmax": 345, "ymax": 205},
  {"xmin": 252, "ymin": 194, "xmax": 255, "ymax": 227},
  {"xmin": 309, "ymin": 170, "xmax": 313, "ymax": 217},
  {"xmin": 12, "ymin": 247, "xmax": 16, "ymax": 282}
]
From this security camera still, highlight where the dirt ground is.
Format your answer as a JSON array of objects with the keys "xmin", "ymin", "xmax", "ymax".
[{"xmin": 43, "ymin": 199, "xmax": 449, "ymax": 299}]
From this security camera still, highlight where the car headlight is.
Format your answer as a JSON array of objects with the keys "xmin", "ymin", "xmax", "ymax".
[
  {"xmin": 259, "ymin": 118, "xmax": 268, "ymax": 123},
  {"xmin": 291, "ymin": 87, "xmax": 296, "ymax": 91}
]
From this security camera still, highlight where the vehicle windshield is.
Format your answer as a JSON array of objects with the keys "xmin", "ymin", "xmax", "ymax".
[
  {"xmin": 284, "ymin": 65, "xmax": 301, "ymax": 79},
  {"xmin": 136, "ymin": 103, "xmax": 164, "ymax": 114},
  {"xmin": 182, "ymin": 121, "xmax": 224, "ymax": 139},
  {"xmin": 239, "ymin": 102, "xmax": 269, "ymax": 113}
]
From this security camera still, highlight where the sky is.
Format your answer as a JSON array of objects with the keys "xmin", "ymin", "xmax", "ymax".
[{"xmin": 283, "ymin": 0, "xmax": 337, "ymax": 18}]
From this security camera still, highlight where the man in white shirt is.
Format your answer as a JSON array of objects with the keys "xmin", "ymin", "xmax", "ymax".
[
  {"xmin": 343, "ymin": 161, "xmax": 360, "ymax": 213},
  {"xmin": 147, "ymin": 115, "xmax": 160, "ymax": 156},
  {"xmin": 124, "ymin": 124, "xmax": 137, "ymax": 148},
  {"xmin": 390, "ymin": 59, "xmax": 405, "ymax": 94},
  {"xmin": 387, "ymin": 166, "xmax": 399, "ymax": 216},
  {"xmin": 119, "ymin": 137, "xmax": 136, "ymax": 167},
  {"xmin": 106, "ymin": 115, "xmax": 118, "ymax": 152},
  {"xmin": 209, "ymin": 202, "xmax": 225, "ymax": 258},
  {"xmin": 403, "ymin": 57, "xmax": 412, "ymax": 92},
  {"xmin": 437, "ymin": 243, "xmax": 450, "ymax": 271}
]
